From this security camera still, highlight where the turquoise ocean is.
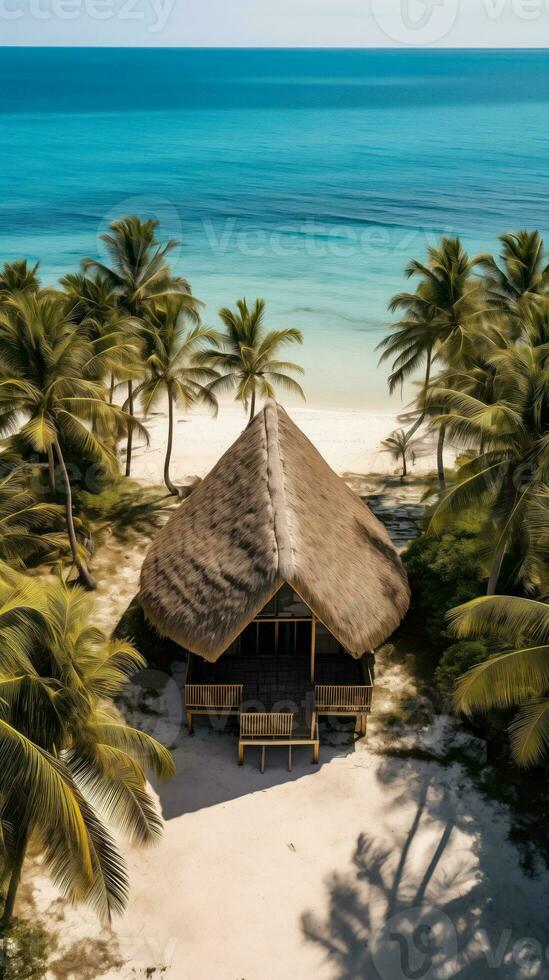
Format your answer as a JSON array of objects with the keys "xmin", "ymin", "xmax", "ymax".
[{"xmin": 1, "ymin": 47, "xmax": 549, "ymax": 408}]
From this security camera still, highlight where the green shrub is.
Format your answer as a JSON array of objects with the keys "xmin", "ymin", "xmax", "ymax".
[
  {"xmin": 0, "ymin": 920, "xmax": 49, "ymax": 979},
  {"xmin": 435, "ymin": 640, "xmax": 489, "ymax": 696},
  {"xmin": 402, "ymin": 519, "xmax": 486, "ymax": 654},
  {"xmin": 114, "ymin": 596, "xmax": 182, "ymax": 672}
]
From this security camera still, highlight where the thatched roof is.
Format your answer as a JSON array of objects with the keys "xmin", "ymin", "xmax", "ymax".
[{"xmin": 139, "ymin": 401, "xmax": 410, "ymax": 661}]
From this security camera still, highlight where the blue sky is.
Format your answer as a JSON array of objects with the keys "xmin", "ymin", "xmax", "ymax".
[{"xmin": 1, "ymin": 0, "xmax": 548, "ymax": 46}]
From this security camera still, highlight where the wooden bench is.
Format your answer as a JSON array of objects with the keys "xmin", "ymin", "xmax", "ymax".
[
  {"xmin": 238, "ymin": 711, "xmax": 320, "ymax": 772},
  {"xmin": 185, "ymin": 683, "xmax": 243, "ymax": 734},
  {"xmin": 314, "ymin": 684, "xmax": 373, "ymax": 736}
]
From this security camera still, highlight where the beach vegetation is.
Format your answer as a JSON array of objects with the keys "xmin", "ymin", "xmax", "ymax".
[
  {"xmin": 84, "ymin": 216, "xmax": 200, "ymax": 476},
  {"xmin": 449, "ymin": 596, "xmax": 549, "ymax": 766},
  {"xmin": 0, "ymin": 219, "xmax": 187, "ymax": 956},
  {"xmin": 0, "ymin": 291, "xmax": 146, "ymax": 589},
  {"xmin": 135, "ymin": 297, "xmax": 219, "ymax": 495},
  {"xmin": 402, "ymin": 515, "xmax": 487, "ymax": 650},
  {"xmin": 204, "ymin": 298, "xmax": 305, "ymax": 423},
  {"xmin": 434, "ymin": 640, "xmax": 490, "ymax": 698},
  {"xmin": 0, "ymin": 919, "xmax": 48, "ymax": 979},
  {"xmin": 386, "ymin": 230, "xmax": 549, "ymax": 763},
  {"xmin": 0, "ymin": 564, "xmax": 174, "ymax": 934},
  {"xmin": 0, "ymin": 465, "xmax": 68, "ymax": 568},
  {"xmin": 0, "ymin": 261, "xmax": 40, "ymax": 300},
  {"xmin": 380, "ymin": 427, "xmax": 417, "ymax": 478}
]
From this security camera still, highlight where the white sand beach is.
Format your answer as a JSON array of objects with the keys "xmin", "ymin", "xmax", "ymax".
[
  {"xmin": 128, "ymin": 400, "xmax": 452, "ymax": 487},
  {"xmin": 38, "ymin": 737, "xmax": 549, "ymax": 979},
  {"xmin": 34, "ymin": 648, "xmax": 549, "ymax": 980}
]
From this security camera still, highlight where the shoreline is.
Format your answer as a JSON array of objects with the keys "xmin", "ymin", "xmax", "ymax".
[{"xmin": 129, "ymin": 399, "xmax": 453, "ymax": 486}]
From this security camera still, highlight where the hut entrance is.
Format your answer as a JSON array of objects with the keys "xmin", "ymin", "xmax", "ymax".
[{"xmin": 237, "ymin": 620, "xmax": 312, "ymax": 660}]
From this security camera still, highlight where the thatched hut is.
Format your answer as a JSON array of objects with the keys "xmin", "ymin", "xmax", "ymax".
[{"xmin": 140, "ymin": 401, "xmax": 409, "ymax": 768}]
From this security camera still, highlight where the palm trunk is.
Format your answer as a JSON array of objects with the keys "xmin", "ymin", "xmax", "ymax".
[
  {"xmin": 401, "ymin": 452, "xmax": 407, "ymax": 479},
  {"xmin": 437, "ymin": 422, "xmax": 446, "ymax": 491},
  {"xmin": 125, "ymin": 380, "xmax": 134, "ymax": 477},
  {"xmin": 52, "ymin": 438, "xmax": 96, "ymax": 590},
  {"xmin": 46, "ymin": 445, "xmax": 56, "ymax": 494},
  {"xmin": 109, "ymin": 373, "xmax": 115, "ymax": 405},
  {"xmin": 487, "ymin": 542, "xmax": 506, "ymax": 595},
  {"xmin": 248, "ymin": 389, "xmax": 256, "ymax": 425},
  {"xmin": 1, "ymin": 831, "xmax": 28, "ymax": 934},
  {"xmin": 406, "ymin": 347, "xmax": 432, "ymax": 439},
  {"xmin": 164, "ymin": 388, "xmax": 178, "ymax": 496}
]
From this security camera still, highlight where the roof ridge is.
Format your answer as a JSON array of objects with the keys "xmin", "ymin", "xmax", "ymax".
[{"xmin": 263, "ymin": 400, "xmax": 293, "ymax": 581}]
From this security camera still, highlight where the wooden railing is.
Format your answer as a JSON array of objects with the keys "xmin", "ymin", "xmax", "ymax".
[
  {"xmin": 240, "ymin": 713, "xmax": 294, "ymax": 739},
  {"xmin": 315, "ymin": 685, "xmax": 373, "ymax": 712},
  {"xmin": 185, "ymin": 684, "xmax": 243, "ymax": 711}
]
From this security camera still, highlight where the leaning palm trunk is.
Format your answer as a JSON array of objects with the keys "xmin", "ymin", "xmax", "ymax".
[
  {"xmin": 1, "ymin": 829, "xmax": 28, "ymax": 934},
  {"xmin": 53, "ymin": 439, "xmax": 96, "ymax": 590},
  {"xmin": 125, "ymin": 380, "xmax": 134, "ymax": 477},
  {"xmin": 164, "ymin": 388, "xmax": 179, "ymax": 496},
  {"xmin": 406, "ymin": 347, "xmax": 432, "ymax": 440},
  {"xmin": 486, "ymin": 541, "xmax": 506, "ymax": 595},
  {"xmin": 46, "ymin": 445, "xmax": 56, "ymax": 494},
  {"xmin": 437, "ymin": 421, "xmax": 447, "ymax": 490}
]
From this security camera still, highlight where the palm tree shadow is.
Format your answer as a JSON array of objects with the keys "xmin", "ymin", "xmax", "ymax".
[{"xmin": 301, "ymin": 762, "xmax": 549, "ymax": 980}]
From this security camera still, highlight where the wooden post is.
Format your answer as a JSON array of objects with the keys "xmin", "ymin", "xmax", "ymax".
[
  {"xmin": 310, "ymin": 615, "xmax": 316, "ymax": 682},
  {"xmin": 357, "ymin": 713, "xmax": 368, "ymax": 738},
  {"xmin": 261, "ymin": 746, "xmax": 266, "ymax": 774},
  {"xmin": 187, "ymin": 711, "xmax": 194, "ymax": 735},
  {"xmin": 238, "ymin": 742, "xmax": 244, "ymax": 766}
]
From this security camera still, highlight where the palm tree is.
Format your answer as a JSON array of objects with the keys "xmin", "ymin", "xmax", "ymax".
[
  {"xmin": 426, "ymin": 336, "xmax": 549, "ymax": 594},
  {"xmin": 378, "ymin": 294, "xmax": 438, "ymax": 437},
  {"xmin": 449, "ymin": 594, "xmax": 549, "ymax": 766},
  {"xmin": 0, "ymin": 564, "xmax": 174, "ymax": 931},
  {"xmin": 60, "ymin": 271, "xmax": 142, "ymax": 398},
  {"xmin": 0, "ymin": 260, "xmax": 40, "ymax": 300},
  {"xmin": 0, "ymin": 465, "xmax": 67, "ymax": 566},
  {"xmin": 381, "ymin": 428, "xmax": 416, "ymax": 479},
  {"xmin": 380, "ymin": 237, "xmax": 490, "ymax": 487},
  {"xmin": 84, "ymin": 216, "xmax": 200, "ymax": 476},
  {"xmin": 136, "ymin": 298, "xmax": 219, "ymax": 495},
  {"xmin": 476, "ymin": 230, "xmax": 549, "ymax": 319},
  {"xmin": 0, "ymin": 293, "xmax": 146, "ymax": 589},
  {"xmin": 205, "ymin": 299, "xmax": 304, "ymax": 423}
]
